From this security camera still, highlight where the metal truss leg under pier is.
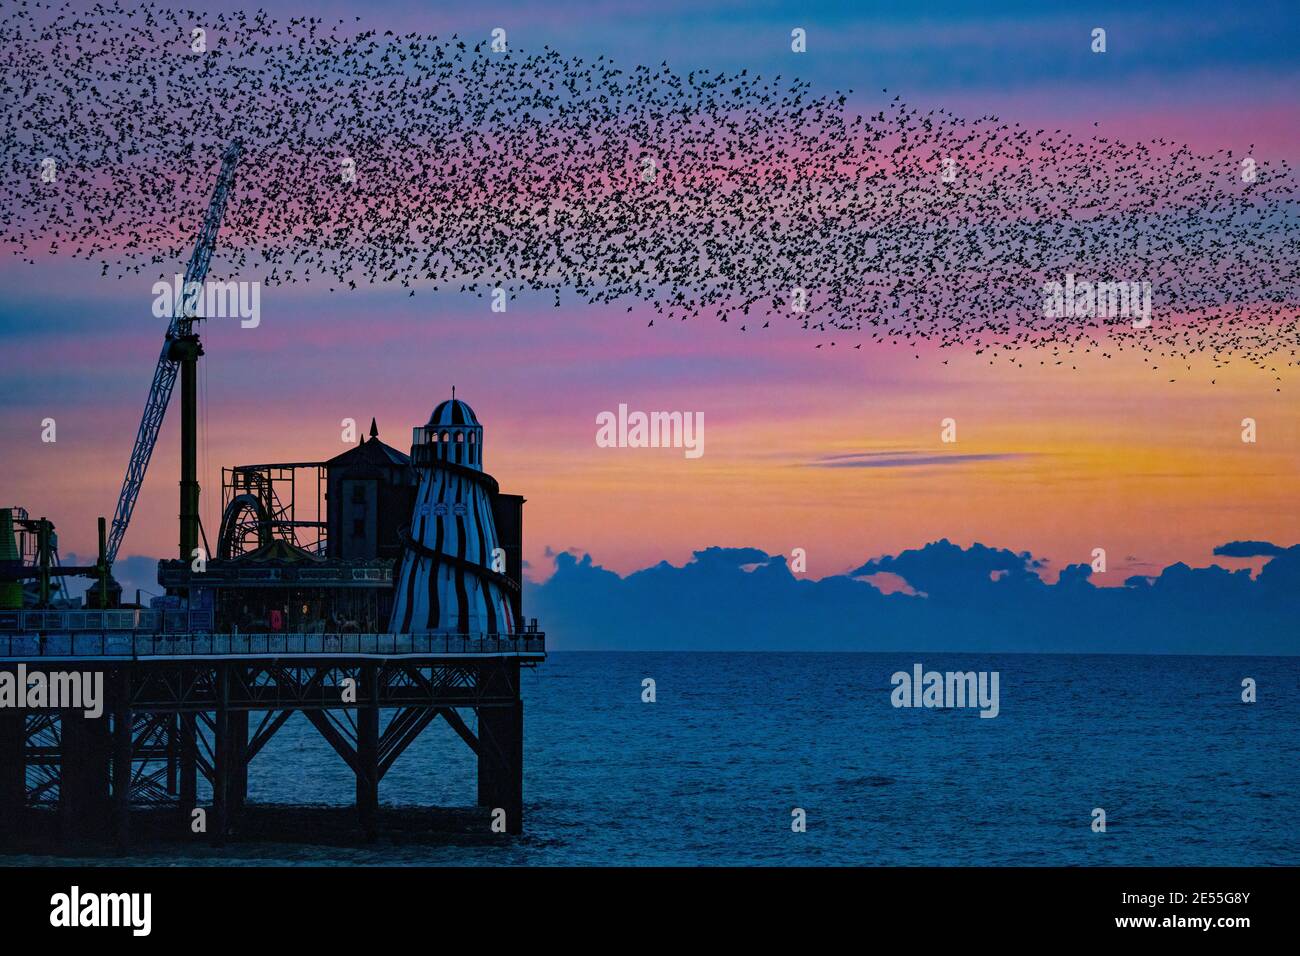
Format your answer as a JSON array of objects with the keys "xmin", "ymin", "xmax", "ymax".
[{"xmin": 0, "ymin": 654, "xmax": 530, "ymax": 848}]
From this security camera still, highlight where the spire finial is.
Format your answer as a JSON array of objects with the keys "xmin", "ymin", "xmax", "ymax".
[
  {"xmin": 369, "ymin": 417, "xmax": 378, "ymax": 439},
  {"xmin": 452, "ymin": 384, "xmax": 456, "ymax": 400}
]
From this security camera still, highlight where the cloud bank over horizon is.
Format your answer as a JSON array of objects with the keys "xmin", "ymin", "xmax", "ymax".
[{"xmin": 525, "ymin": 539, "xmax": 1300, "ymax": 654}]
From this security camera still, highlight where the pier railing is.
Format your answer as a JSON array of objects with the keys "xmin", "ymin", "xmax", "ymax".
[
  {"xmin": 0, "ymin": 631, "xmax": 545, "ymax": 660},
  {"xmin": 0, "ymin": 608, "xmax": 202, "ymax": 633}
]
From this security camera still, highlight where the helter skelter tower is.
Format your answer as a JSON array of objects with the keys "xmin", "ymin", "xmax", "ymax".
[{"xmin": 390, "ymin": 392, "xmax": 518, "ymax": 634}]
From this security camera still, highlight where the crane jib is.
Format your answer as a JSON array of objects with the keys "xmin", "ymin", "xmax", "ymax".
[{"xmin": 105, "ymin": 140, "xmax": 243, "ymax": 567}]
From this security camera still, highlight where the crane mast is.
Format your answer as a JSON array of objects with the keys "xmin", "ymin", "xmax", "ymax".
[{"xmin": 105, "ymin": 139, "xmax": 243, "ymax": 567}]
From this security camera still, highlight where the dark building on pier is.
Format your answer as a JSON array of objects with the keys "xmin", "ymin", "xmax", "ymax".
[
  {"xmin": 162, "ymin": 413, "xmax": 527, "ymax": 636},
  {"xmin": 324, "ymin": 419, "xmax": 414, "ymax": 563}
]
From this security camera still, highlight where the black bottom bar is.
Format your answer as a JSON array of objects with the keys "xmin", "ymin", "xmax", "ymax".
[{"xmin": 1, "ymin": 866, "xmax": 1288, "ymax": 940}]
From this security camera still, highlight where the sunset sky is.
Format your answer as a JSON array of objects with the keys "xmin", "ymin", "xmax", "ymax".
[{"xmin": 2, "ymin": 0, "xmax": 1297, "ymax": 592}]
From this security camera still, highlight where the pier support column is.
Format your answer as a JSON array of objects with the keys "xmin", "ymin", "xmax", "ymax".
[
  {"xmin": 231, "ymin": 707, "xmax": 248, "ymax": 823},
  {"xmin": 356, "ymin": 664, "xmax": 379, "ymax": 839},
  {"xmin": 477, "ymin": 700, "xmax": 523, "ymax": 834},
  {"xmin": 165, "ymin": 712, "xmax": 178, "ymax": 795},
  {"xmin": 59, "ymin": 707, "xmax": 111, "ymax": 844},
  {"xmin": 178, "ymin": 710, "xmax": 197, "ymax": 822},
  {"xmin": 211, "ymin": 664, "xmax": 229, "ymax": 846},
  {"xmin": 476, "ymin": 659, "xmax": 523, "ymax": 835},
  {"xmin": 112, "ymin": 667, "xmax": 132, "ymax": 850},
  {"xmin": 0, "ymin": 704, "xmax": 25, "ymax": 846}
]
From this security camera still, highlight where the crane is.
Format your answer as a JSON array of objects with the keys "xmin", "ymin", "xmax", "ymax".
[{"xmin": 105, "ymin": 139, "xmax": 243, "ymax": 567}]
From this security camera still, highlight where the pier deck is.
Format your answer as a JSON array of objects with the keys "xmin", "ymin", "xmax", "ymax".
[{"xmin": 1, "ymin": 630, "xmax": 546, "ymax": 661}]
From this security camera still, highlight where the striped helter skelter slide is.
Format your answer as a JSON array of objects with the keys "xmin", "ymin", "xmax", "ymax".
[{"xmin": 389, "ymin": 397, "xmax": 516, "ymax": 636}]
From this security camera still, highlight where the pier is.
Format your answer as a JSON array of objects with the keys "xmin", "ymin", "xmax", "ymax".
[
  {"xmin": 0, "ymin": 128, "xmax": 546, "ymax": 858},
  {"xmin": 0, "ymin": 629, "xmax": 543, "ymax": 848}
]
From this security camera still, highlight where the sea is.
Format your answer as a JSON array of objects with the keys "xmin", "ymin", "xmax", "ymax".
[{"xmin": 14, "ymin": 652, "xmax": 1300, "ymax": 866}]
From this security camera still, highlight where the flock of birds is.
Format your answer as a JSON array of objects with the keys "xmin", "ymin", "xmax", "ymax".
[{"xmin": 2, "ymin": 0, "xmax": 1299, "ymax": 380}]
